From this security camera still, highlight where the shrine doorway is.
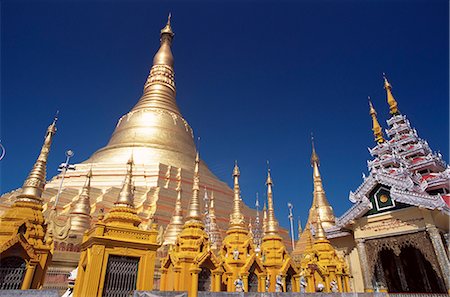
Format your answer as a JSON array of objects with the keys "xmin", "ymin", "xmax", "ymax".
[
  {"xmin": 198, "ymin": 267, "xmax": 212, "ymax": 292},
  {"xmin": 247, "ymin": 263, "xmax": 259, "ymax": 292},
  {"xmin": 375, "ymin": 246, "xmax": 446, "ymax": 293},
  {"xmin": 285, "ymin": 266, "xmax": 296, "ymax": 292}
]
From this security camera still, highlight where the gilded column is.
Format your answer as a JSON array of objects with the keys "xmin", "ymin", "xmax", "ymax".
[
  {"xmin": 427, "ymin": 225, "xmax": 450, "ymax": 291},
  {"xmin": 355, "ymin": 238, "xmax": 373, "ymax": 292},
  {"xmin": 190, "ymin": 268, "xmax": 200, "ymax": 297},
  {"xmin": 21, "ymin": 262, "xmax": 37, "ymax": 289}
]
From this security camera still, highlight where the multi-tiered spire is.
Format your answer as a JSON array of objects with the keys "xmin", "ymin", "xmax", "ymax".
[
  {"xmin": 229, "ymin": 161, "xmax": 246, "ymax": 230},
  {"xmin": 369, "ymin": 98, "xmax": 385, "ymax": 144},
  {"xmin": 265, "ymin": 169, "xmax": 279, "ymax": 235},
  {"xmin": 133, "ymin": 13, "xmax": 177, "ymax": 114},
  {"xmin": 87, "ymin": 14, "xmax": 197, "ymax": 169},
  {"xmin": 364, "ymin": 75, "xmax": 449, "ymax": 204},
  {"xmin": 308, "ymin": 136, "xmax": 336, "ymax": 228},
  {"xmin": 104, "ymin": 157, "xmax": 141, "ymax": 227},
  {"xmin": 186, "ymin": 152, "xmax": 202, "ymax": 223},
  {"xmin": 383, "ymin": 73, "xmax": 400, "ymax": 115},
  {"xmin": 69, "ymin": 170, "xmax": 92, "ymax": 235},
  {"xmin": 208, "ymin": 191, "xmax": 222, "ymax": 251},
  {"xmin": 163, "ymin": 168, "xmax": 184, "ymax": 246},
  {"xmin": 18, "ymin": 116, "xmax": 57, "ymax": 204},
  {"xmin": 0, "ymin": 117, "xmax": 57, "ymax": 289}
]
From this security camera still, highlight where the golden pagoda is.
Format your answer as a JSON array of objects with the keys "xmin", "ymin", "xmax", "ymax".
[
  {"xmin": 307, "ymin": 137, "xmax": 336, "ymax": 229},
  {"xmin": 220, "ymin": 162, "xmax": 265, "ymax": 292},
  {"xmin": 293, "ymin": 138, "xmax": 335, "ymax": 260},
  {"xmin": 160, "ymin": 152, "xmax": 222, "ymax": 296},
  {"xmin": 73, "ymin": 157, "xmax": 160, "ymax": 296},
  {"xmin": 0, "ymin": 15, "xmax": 280, "ymax": 290},
  {"xmin": 0, "ymin": 117, "xmax": 56, "ymax": 290},
  {"xmin": 260, "ymin": 169, "xmax": 298, "ymax": 292}
]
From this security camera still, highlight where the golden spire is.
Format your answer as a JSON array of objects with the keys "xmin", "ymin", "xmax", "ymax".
[
  {"xmin": 104, "ymin": 157, "xmax": 141, "ymax": 227},
  {"xmin": 229, "ymin": 161, "xmax": 245, "ymax": 228},
  {"xmin": 160, "ymin": 13, "xmax": 174, "ymax": 37},
  {"xmin": 265, "ymin": 168, "xmax": 279, "ymax": 235},
  {"xmin": 86, "ymin": 14, "xmax": 200, "ymax": 168},
  {"xmin": 115, "ymin": 156, "xmax": 135, "ymax": 208},
  {"xmin": 208, "ymin": 191, "xmax": 222, "ymax": 250},
  {"xmin": 383, "ymin": 73, "xmax": 400, "ymax": 115},
  {"xmin": 209, "ymin": 191, "xmax": 216, "ymax": 219},
  {"xmin": 131, "ymin": 14, "xmax": 178, "ymax": 113},
  {"xmin": 309, "ymin": 136, "xmax": 336, "ymax": 228},
  {"xmin": 314, "ymin": 205, "xmax": 327, "ymax": 241},
  {"xmin": 17, "ymin": 116, "xmax": 57, "ymax": 203},
  {"xmin": 368, "ymin": 98, "xmax": 385, "ymax": 143},
  {"xmin": 262, "ymin": 201, "xmax": 267, "ymax": 235},
  {"xmin": 163, "ymin": 168, "xmax": 184, "ymax": 246},
  {"xmin": 69, "ymin": 169, "xmax": 92, "ymax": 234},
  {"xmin": 297, "ymin": 218, "xmax": 302, "ymax": 240},
  {"xmin": 186, "ymin": 151, "xmax": 201, "ymax": 223}
]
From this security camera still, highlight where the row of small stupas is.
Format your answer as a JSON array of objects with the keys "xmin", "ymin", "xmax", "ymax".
[{"xmin": 0, "ymin": 110, "xmax": 350, "ymax": 295}]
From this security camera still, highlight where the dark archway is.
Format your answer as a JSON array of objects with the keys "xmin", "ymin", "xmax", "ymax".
[
  {"xmin": 198, "ymin": 267, "xmax": 211, "ymax": 292},
  {"xmin": 0, "ymin": 257, "xmax": 26, "ymax": 290},
  {"xmin": 247, "ymin": 263, "xmax": 259, "ymax": 292},
  {"xmin": 375, "ymin": 246, "xmax": 446, "ymax": 293},
  {"xmin": 285, "ymin": 266, "xmax": 296, "ymax": 292}
]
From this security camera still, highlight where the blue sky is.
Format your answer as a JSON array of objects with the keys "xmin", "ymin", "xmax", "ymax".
[{"xmin": 1, "ymin": 0, "xmax": 448, "ymax": 232}]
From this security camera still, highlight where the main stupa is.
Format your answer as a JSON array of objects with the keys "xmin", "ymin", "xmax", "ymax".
[{"xmin": 1, "ymin": 16, "xmax": 282, "ymax": 240}]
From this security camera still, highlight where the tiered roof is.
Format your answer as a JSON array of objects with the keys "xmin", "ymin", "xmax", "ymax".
[{"xmin": 337, "ymin": 75, "xmax": 449, "ymax": 228}]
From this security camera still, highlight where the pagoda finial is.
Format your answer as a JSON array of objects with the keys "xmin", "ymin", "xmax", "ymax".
[
  {"xmin": 309, "ymin": 137, "xmax": 336, "ymax": 228},
  {"xmin": 262, "ymin": 201, "xmax": 268, "ymax": 235},
  {"xmin": 17, "ymin": 116, "xmax": 57, "ymax": 204},
  {"xmin": 368, "ymin": 97, "xmax": 385, "ymax": 144},
  {"xmin": 69, "ymin": 169, "xmax": 92, "ymax": 234},
  {"xmin": 104, "ymin": 157, "xmax": 141, "ymax": 227},
  {"xmin": 160, "ymin": 13, "xmax": 174, "ymax": 38},
  {"xmin": 115, "ymin": 156, "xmax": 135, "ymax": 208},
  {"xmin": 383, "ymin": 73, "xmax": 400, "ymax": 115},
  {"xmin": 229, "ymin": 161, "xmax": 245, "ymax": 228},
  {"xmin": 186, "ymin": 151, "xmax": 201, "ymax": 222},
  {"xmin": 71, "ymin": 169, "xmax": 92, "ymax": 216},
  {"xmin": 311, "ymin": 133, "xmax": 319, "ymax": 166},
  {"xmin": 208, "ymin": 190, "xmax": 222, "ymax": 249},
  {"xmin": 265, "ymin": 167, "xmax": 279, "ymax": 235},
  {"xmin": 163, "ymin": 168, "xmax": 184, "ymax": 246},
  {"xmin": 314, "ymin": 206, "xmax": 327, "ymax": 241}
]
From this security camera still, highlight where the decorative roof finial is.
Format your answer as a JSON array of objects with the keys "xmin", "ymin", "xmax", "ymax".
[
  {"xmin": 262, "ymin": 201, "xmax": 267, "ymax": 235},
  {"xmin": 115, "ymin": 156, "xmax": 135, "ymax": 208},
  {"xmin": 265, "ymin": 166, "xmax": 279, "ymax": 235},
  {"xmin": 186, "ymin": 150, "xmax": 201, "ymax": 222},
  {"xmin": 229, "ymin": 161, "xmax": 245, "ymax": 228},
  {"xmin": 69, "ymin": 169, "xmax": 92, "ymax": 234},
  {"xmin": 383, "ymin": 73, "xmax": 400, "ymax": 115},
  {"xmin": 163, "ymin": 168, "xmax": 184, "ymax": 246},
  {"xmin": 368, "ymin": 97, "xmax": 385, "ymax": 144},
  {"xmin": 208, "ymin": 190, "xmax": 222, "ymax": 249},
  {"xmin": 311, "ymin": 133, "xmax": 319, "ymax": 166},
  {"xmin": 17, "ymin": 116, "xmax": 58, "ymax": 203},
  {"xmin": 314, "ymin": 205, "xmax": 327, "ymax": 240},
  {"xmin": 160, "ymin": 13, "xmax": 174, "ymax": 37},
  {"xmin": 309, "ymin": 137, "xmax": 336, "ymax": 228}
]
